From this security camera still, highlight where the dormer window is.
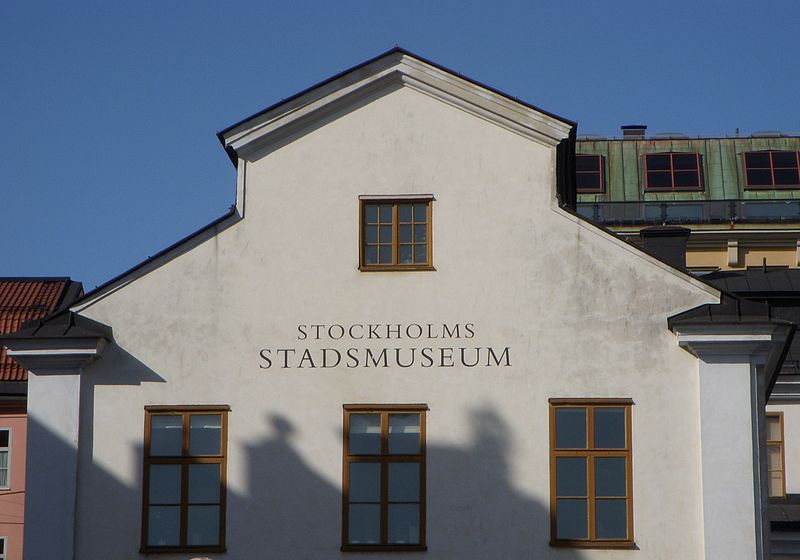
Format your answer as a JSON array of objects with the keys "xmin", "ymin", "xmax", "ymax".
[
  {"xmin": 644, "ymin": 153, "xmax": 703, "ymax": 191},
  {"xmin": 576, "ymin": 155, "xmax": 605, "ymax": 194},
  {"xmin": 744, "ymin": 151, "xmax": 800, "ymax": 189}
]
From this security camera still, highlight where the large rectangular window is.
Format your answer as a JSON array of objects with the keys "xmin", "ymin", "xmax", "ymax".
[
  {"xmin": 342, "ymin": 405, "xmax": 427, "ymax": 551},
  {"xmin": 0, "ymin": 430, "xmax": 9, "ymax": 489},
  {"xmin": 360, "ymin": 198, "xmax": 432, "ymax": 271},
  {"xmin": 141, "ymin": 406, "xmax": 228, "ymax": 553},
  {"xmin": 744, "ymin": 151, "xmax": 800, "ymax": 189},
  {"xmin": 576, "ymin": 154, "xmax": 605, "ymax": 193},
  {"xmin": 644, "ymin": 152, "xmax": 703, "ymax": 191},
  {"xmin": 549, "ymin": 399, "xmax": 634, "ymax": 548},
  {"xmin": 767, "ymin": 412, "xmax": 786, "ymax": 498}
]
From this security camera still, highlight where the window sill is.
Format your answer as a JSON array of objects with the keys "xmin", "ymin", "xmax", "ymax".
[
  {"xmin": 342, "ymin": 544, "xmax": 427, "ymax": 552},
  {"xmin": 139, "ymin": 545, "xmax": 226, "ymax": 554},
  {"xmin": 359, "ymin": 265, "xmax": 436, "ymax": 272},
  {"xmin": 550, "ymin": 540, "xmax": 637, "ymax": 550}
]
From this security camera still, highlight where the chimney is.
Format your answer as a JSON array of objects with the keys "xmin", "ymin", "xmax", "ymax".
[
  {"xmin": 621, "ymin": 124, "xmax": 647, "ymax": 139},
  {"xmin": 640, "ymin": 226, "xmax": 690, "ymax": 270}
]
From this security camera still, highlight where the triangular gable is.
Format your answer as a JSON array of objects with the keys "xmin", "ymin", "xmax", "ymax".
[{"xmin": 218, "ymin": 47, "xmax": 575, "ymax": 165}]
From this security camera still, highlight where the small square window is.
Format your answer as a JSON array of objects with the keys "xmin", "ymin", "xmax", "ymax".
[
  {"xmin": 141, "ymin": 407, "xmax": 228, "ymax": 553},
  {"xmin": 550, "ymin": 399, "xmax": 634, "ymax": 548},
  {"xmin": 744, "ymin": 151, "xmax": 800, "ymax": 189},
  {"xmin": 342, "ymin": 405, "xmax": 427, "ymax": 551},
  {"xmin": 644, "ymin": 153, "xmax": 703, "ymax": 191},
  {"xmin": 576, "ymin": 155, "xmax": 605, "ymax": 193},
  {"xmin": 0, "ymin": 429, "xmax": 10, "ymax": 489},
  {"xmin": 360, "ymin": 198, "xmax": 432, "ymax": 271}
]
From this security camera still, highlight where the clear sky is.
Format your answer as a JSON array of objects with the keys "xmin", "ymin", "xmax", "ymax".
[{"xmin": 2, "ymin": 1, "xmax": 799, "ymax": 289}]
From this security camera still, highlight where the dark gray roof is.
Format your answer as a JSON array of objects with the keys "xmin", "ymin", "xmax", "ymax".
[
  {"xmin": 1, "ymin": 311, "xmax": 112, "ymax": 341},
  {"xmin": 701, "ymin": 269, "xmax": 800, "ymax": 297}
]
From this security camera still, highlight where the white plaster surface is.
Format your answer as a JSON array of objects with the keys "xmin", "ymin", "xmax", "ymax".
[{"xmin": 65, "ymin": 82, "xmax": 723, "ymax": 559}]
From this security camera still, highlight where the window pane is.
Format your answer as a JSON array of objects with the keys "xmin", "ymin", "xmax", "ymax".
[
  {"xmin": 349, "ymin": 504, "xmax": 380, "ymax": 544},
  {"xmin": 770, "ymin": 472, "xmax": 785, "ymax": 497},
  {"xmin": 148, "ymin": 506, "xmax": 180, "ymax": 546},
  {"xmin": 774, "ymin": 169, "xmax": 800, "ymax": 185},
  {"xmin": 399, "ymin": 204, "xmax": 413, "ymax": 222},
  {"xmin": 150, "ymin": 416, "xmax": 183, "ymax": 456},
  {"xmin": 413, "ymin": 204, "xmax": 427, "ymax": 223},
  {"xmin": 187, "ymin": 505, "xmax": 220, "ymax": 546},
  {"xmin": 364, "ymin": 205, "xmax": 378, "ymax": 224},
  {"xmin": 414, "ymin": 225, "xmax": 427, "ymax": 243},
  {"xmin": 0, "ymin": 451, "xmax": 8, "ymax": 470},
  {"xmin": 768, "ymin": 446, "xmax": 782, "ymax": 471},
  {"xmin": 594, "ymin": 408, "xmax": 626, "ymax": 448},
  {"xmin": 595, "ymin": 499, "xmax": 627, "ymax": 539},
  {"xmin": 674, "ymin": 171, "xmax": 700, "ymax": 188},
  {"xmin": 189, "ymin": 415, "xmax": 222, "ymax": 456},
  {"xmin": 349, "ymin": 463, "xmax": 381, "ymax": 502},
  {"xmin": 747, "ymin": 169, "xmax": 773, "ymax": 186},
  {"xmin": 0, "ymin": 431, "xmax": 9, "ymax": 448},
  {"xmin": 349, "ymin": 414, "xmax": 381, "ymax": 454},
  {"xmin": 556, "ymin": 457, "xmax": 587, "ymax": 496},
  {"xmin": 379, "ymin": 205, "xmax": 392, "ymax": 222},
  {"xmin": 379, "ymin": 225, "xmax": 392, "ymax": 243},
  {"xmin": 399, "ymin": 225, "xmax": 412, "ymax": 243},
  {"xmin": 576, "ymin": 155, "xmax": 600, "ymax": 172},
  {"xmin": 399, "ymin": 245, "xmax": 413, "ymax": 264},
  {"xmin": 388, "ymin": 504, "xmax": 420, "ymax": 544},
  {"xmin": 388, "ymin": 414, "xmax": 420, "ymax": 454},
  {"xmin": 595, "ymin": 457, "xmax": 626, "ymax": 497},
  {"xmin": 414, "ymin": 245, "xmax": 427, "ymax": 264},
  {"xmin": 555, "ymin": 408, "xmax": 586, "ymax": 448},
  {"xmin": 388, "ymin": 463, "xmax": 419, "ymax": 502},
  {"xmin": 556, "ymin": 498, "xmax": 588, "ymax": 539},
  {"xmin": 576, "ymin": 173, "xmax": 600, "ymax": 190},
  {"xmin": 0, "ymin": 467, "xmax": 7, "ymax": 488},
  {"xmin": 364, "ymin": 225, "xmax": 378, "ymax": 244},
  {"xmin": 647, "ymin": 171, "xmax": 672, "ymax": 189},
  {"xmin": 646, "ymin": 154, "xmax": 670, "ymax": 170},
  {"xmin": 746, "ymin": 152, "xmax": 771, "ymax": 168},
  {"xmin": 767, "ymin": 416, "xmax": 782, "ymax": 442},
  {"xmin": 189, "ymin": 463, "xmax": 220, "ymax": 503},
  {"xmin": 672, "ymin": 154, "xmax": 698, "ymax": 170},
  {"xmin": 379, "ymin": 246, "xmax": 392, "ymax": 264},
  {"xmin": 364, "ymin": 246, "xmax": 377, "ymax": 265},
  {"xmin": 772, "ymin": 152, "xmax": 798, "ymax": 168},
  {"xmin": 149, "ymin": 464, "xmax": 181, "ymax": 504}
]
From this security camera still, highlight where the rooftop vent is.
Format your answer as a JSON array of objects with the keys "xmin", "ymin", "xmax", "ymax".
[
  {"xmin": 621, "ymin": 125, "xmax": 647, "ymax": 139},
  {"xmin": 652, "ymin": 132, "xmax": 690, "ymax": 140},
  {"xmin": 576, "ymin": 134, "xmax": 608, "ymax": 141},
  {"xmin": 750, "ymin": 131, "xmax": 785, "ymax": 138}
]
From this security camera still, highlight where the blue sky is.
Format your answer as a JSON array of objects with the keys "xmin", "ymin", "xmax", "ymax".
[{"xmin": 2, "ymin": 1, "xmax": 799, "ymax": 289}]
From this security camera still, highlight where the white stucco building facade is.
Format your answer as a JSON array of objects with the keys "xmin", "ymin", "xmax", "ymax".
[{"xmin": 2, "ymin": 49, "xmax": 791, "ymax": 560}]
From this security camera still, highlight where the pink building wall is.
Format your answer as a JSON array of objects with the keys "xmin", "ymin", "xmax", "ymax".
[{"xmin": 0, "ymin": 407, "xmax": 26, "ymax": 560}]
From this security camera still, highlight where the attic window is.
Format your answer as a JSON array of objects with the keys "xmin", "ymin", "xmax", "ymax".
[
  {"xmin": 744, "ymin": 151, "xmax": 800, "ymax": 189},
  {"xmin": 644, "ymin": 153, "xmax": 703, "ymax": 191},
  {"xmin": 576, "ymin": 155, "xmax": 605, "ymax": 194},
  {"xmin": 359, "ymin": 198, "xmax": 433, "ymax": 271}
]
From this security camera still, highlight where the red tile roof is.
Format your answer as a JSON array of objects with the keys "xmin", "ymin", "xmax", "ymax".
[{"xmin": 0, "ymin": 280, "xmax": 75, "ymax": 381}]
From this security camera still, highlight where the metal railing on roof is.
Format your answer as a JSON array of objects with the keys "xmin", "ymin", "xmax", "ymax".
[{"xmin": 575, "ymin": 199, "xmax": 800, "ymax": 226}]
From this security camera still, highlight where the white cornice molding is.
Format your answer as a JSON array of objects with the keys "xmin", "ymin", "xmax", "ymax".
[
  {"xmin": 222, "ymin": 53, "xmax": 572, "ymax": 159},
  {"xmin": 5, "ymin": 338, "xmax": 107, "ymax": 373},
  {"xmin": 673, "ymin": 324, "xmax": 790, "ymax": 359}
]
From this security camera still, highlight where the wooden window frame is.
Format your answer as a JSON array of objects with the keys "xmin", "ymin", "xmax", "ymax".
[
  {"xmin": 643, "ymin": 152, "xmax": 704, "ymax": 192},
  {"xmin": 342, "ymin": 404, "xmax": 428, "ymax": 552},
  {"xmin": 576, "ymin": 154, "xmax": 606, "ymax": 194},
  {"xmin": 359, "ymin": 197, "xmax": 434, "ymax": 271},
  {"xmin": 767, "ymin": 411, "xmax": 787, "ymax": 499},
  {"xmin": 140, "ymin": 405, "xmax": 229, "ymax": 554},
  {"xmin": 549, "ymin": 398, "xmax": 635, "ymax": 549},
  {"xmin": 0, "ymin": 429, "xmax": 10, "ymax": 490},
  {"xmin": 744, "ymin": 151, "xmax": 800, "ymax": 190}
]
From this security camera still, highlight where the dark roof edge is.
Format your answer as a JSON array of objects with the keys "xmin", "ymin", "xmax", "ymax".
[
  {"xmin": 767, "ymin": 322, "xmax": 797, "ymax": 397},
  {"xmin": 65, "ymin": 206, "xmax": 238, "ymax": 312},
  {"xmin": 0, "ymin": 276, "xmax": 72, "ymax": 281},
  {"xmin": 216, "ymin": 46, "xmax": 577, "ymax": 167}
]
